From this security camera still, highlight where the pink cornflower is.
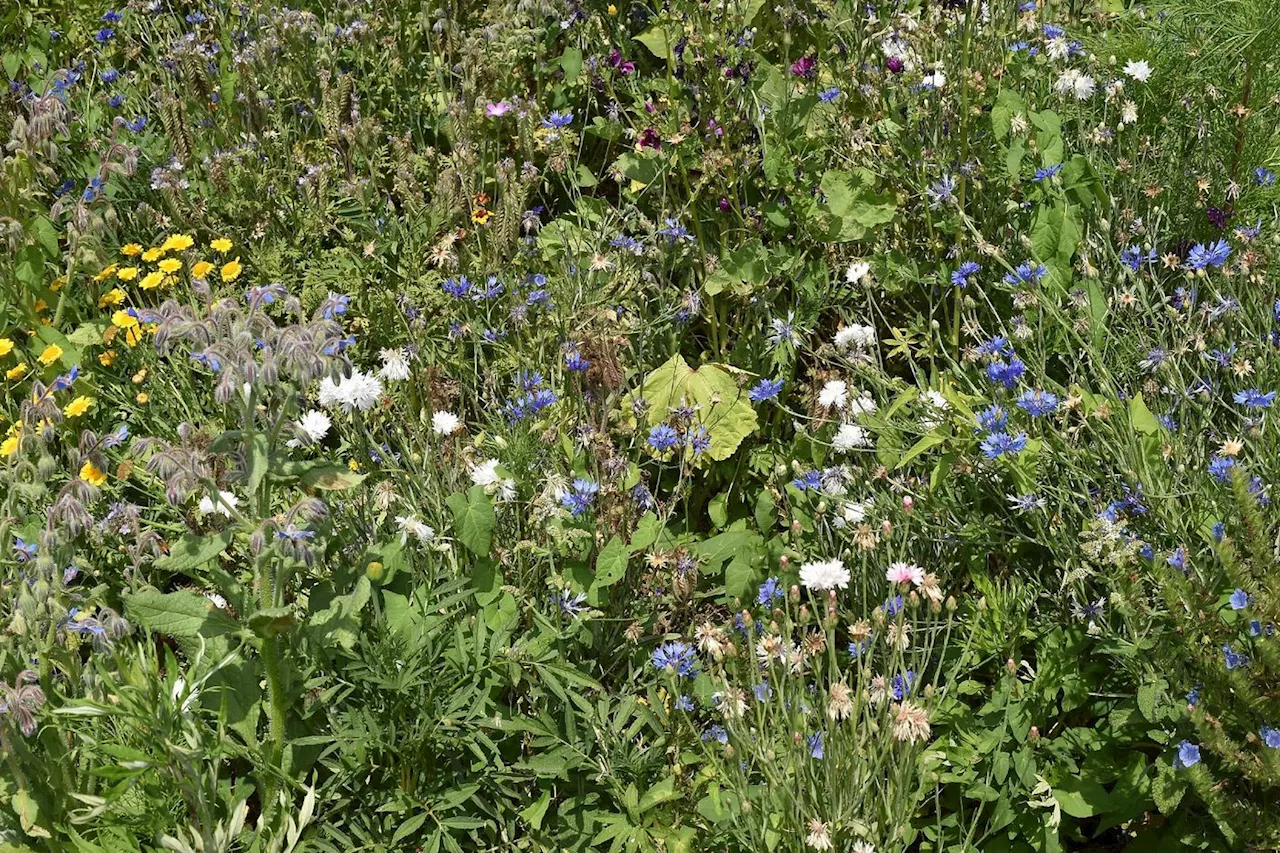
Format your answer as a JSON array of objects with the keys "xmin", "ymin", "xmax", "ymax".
[{"xmin": 886, "ymin": 561, "xmax": 924, "ymax": 587}]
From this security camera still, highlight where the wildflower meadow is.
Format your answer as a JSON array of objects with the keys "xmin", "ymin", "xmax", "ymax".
[{"xmin": 3, "ymin": 0, "xmax": 1280, "ymax": 849}]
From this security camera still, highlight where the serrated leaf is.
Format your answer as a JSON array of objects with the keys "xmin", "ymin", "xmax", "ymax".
[
  {"xmin": 124, "ymin": 587, "xmax": 240, "ymax": 645},
  {"xmin": 591, "ymin": 536, "xmax": 628, "ymax": 594}
]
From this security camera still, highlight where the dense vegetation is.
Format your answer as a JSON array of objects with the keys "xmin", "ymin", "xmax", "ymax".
[{"xmin": 3, "ymin": 0, "xmax": 1280, "ymax": 849}]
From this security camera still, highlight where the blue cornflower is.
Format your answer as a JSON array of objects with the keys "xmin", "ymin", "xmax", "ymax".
[
  {"xmin": 977, "ymin": 336, "xmax": 1014, "ymax": 359},
  {"xmin": 1208, "ymin": 455, "xmax": 1235, "ymax": 483},
  {"xmin": 657, "ymin": 218, "xmax": 692, "ymax": 244},
  {"xmin": 1033, "ymin": 163, "xmax": 1062, "ymax": 182},
  {"xmin": 752, "ymin": 681, "xmax": 772, "ymax": 702},
  {"xmin": 1229, "ymin": 589, "xmax": 1250, "ymax": 610},
  {"xmin": 647, "ymin": 425, "xmax": 680, "ymax": 452},
  {"xmin": 702, "ymin": 724, "xmax": 728, "ymax": 744},
  {"xmin": 542, "ymin": 110, "xmax": 573, "ymax": 129},
  {"xmin": 976, "ymin": 404, "xmax": 1008, "ymax": 434},
  {"xmin": 1043, "ymin": 24, "xmax": 1065, "ymax": 39},
  {"xmin": 564, "ymin": 348, "xmax": 590, "ymax": 372},
  {"xmin": 1167, "ymin": 547, "xmax": 1188, "ymax": 574},
  {"xmin": 1185, "ymin": 239, "xmax": 1231, "ymax": 270},
  {"xmin": 951, "ymin": 260, "xmax": 980, "ymax": 288},
  {"xmin": 443, "ymin": 275, "xmax": 472, "ymax": 298},
  {"xmin": 559, "ymin": 478, "xmax": 600, "ymax": 517},
  {"xmin": 980, "ymin": 431, "xmax": 1028, "ymax": 459},
  {"xmin": 555, "ymin": 590, "xmax": 588, "ymax": 617},
  {"xmin": 1174, "ymin": 741, "xmax": 1200, "ymax": 770},
  {"xmin": 94, "ymin": 27, "xmax": 114, "ymax": 42},
  {"xmin": 108, "ymin": 93, "xmax": 125, "ymax": 108},
  {"xmin": 1223, "ymin": 644, "xmax": 1248, "ymax": 670},
  {"xmin": 1261, "ymin": 727, "xmax": 1280, "ymax": 749},
  {"xmin": 687, "ymin": 426, "xmax": 711, "ymax": 456},
  {"xmin": 892, "ymin": 670, "xmax": 916, "ymax": 701},
  {"xmin": 758, "ymin": 577, "xmax": 784, "ymax": 607},
  {"xmin": 1234, "ymin": 389, "xmax": 1276, "ymax": 408},
  {"xmin": 1016, "ymin": 389, "xmax": 1059, "ymax": 417},
  {"xmin": 1254, "ymin": 167, "xmax": 1275, "ymax": 187},
  {"xmin": 676, "ymin": 695, "xmax": 695, "ymax": 711},
  {"xmin": 13, "ymin": 537, "xmax": 37, "ymax": 562},
  {"xmin": 808, "ymin": 732, "xmax": 824, "ymax": 759},
  {"xmin": 792, "ymin": 470, "xmax": 823, "ymax": 491},
  {"xmin": 1139, "ymin": 543, "xmax": 1155, "ymax": 561},
  {"xmin": 478, "ymin": 275, "xmax": 504, "ymax": 299},
  {"xmin": 1212, "ymin": 521, "xmax": 1226, "ymax": 542},
  {"xmin": 1120, "ymin": 245, "xmax": 1156, "ymax": 271},
  {"xmin": 125, "ymin": 116, "xmax": 146, "ymax": 132},
  {"xmin": 651, "ymin": 641, "xmax": 699, "ymax": 678},
  {"xmin": 1187, "ymin": 686, "xmax": 1200, "ymax": 707},
  {"xmin": 818, "ymin": 87, "xmax": 840, "ymax": 102},
  {"xmin": 101, "ymin": 67, "xmax": 119, "ymax": 84},
  {"xmin": 926, "ymin": 174, "xmax": 957, "ymax": 208},
  {"xmin": 986, "ymin": 357, "xmax": 1026, "ymax": 389},
  {"xmin": 102, "ymin": 9, "xmax": 122, "ymax": 22},
  {"xmin": 749, "ymin": 377, "xmax": 783, "ymax": 403},
  {"xmin": 1003, "ymin": 262, "xmax": 1049, "ymax": 287},
  {"xmin": 883, "ymin": 595, "xmax": 905, "ymax": 617}
]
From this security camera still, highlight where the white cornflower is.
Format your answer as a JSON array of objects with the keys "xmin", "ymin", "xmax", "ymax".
[
  {"xmin": 818, "ymin": 380, "xmax": 848, "ymax": 410},
  {"xmin": 1122, "ymin": 59, "xmax": 1152, "ymax": 82},
  {"xmin": 799, "ymin": 559, "xmax": 850, "ymax": 591},
  {"xmin": 197, "ymin": 490, "xmax": 239, "ymax": 518},
  {"xmin": 379, "ymin": 347, "xmax": 411, "ymax": 381},
  {"xmin": 833, "ymin": 323, "xmax": 876, "ymax": 350},
  {"xmin": 294, "ymin": 409, "xmax": 332, "ymax": 445},
  {"xmin": 892, "ymin": 700, "xmax": 931, "ymax": 743},
  {"xmin": 1120, "ymin": 100, "xmax": 1138, "ymax": 125},
  {"xmin": 396, "ymin": 515, "xmax": 435, "ymax": 543},
  {"xmin": 432, "ymin": 410, "xmax": 462, "ymax": 436},
  {"xmin": 471, "ymin": 458, "xmax": 502, "ymax": 488},
  {"xmin": 1072, "ymin": 72, "xmax": 1097, "ymax": 100},
  {"xmin": 1010, "ymin": 112, "xmax": 1028, "ymax": 134},
  {"xmin": 805, "ymin": 819, "xmax": 833, "ymax": 851},
  {"xmin": 834, "ymin": 500, "xmax": 871, "ymax": 528},
  {"xmin": 848, "ymin": 392, "xmax": 878, "ymax": 417},
  {"xmin": 924, "ymin": 390, "xmax": 948, "ymax": 410},
  {"xmin": 921, "ymin": 69, "xmax": 946, "ymax": 90},
  {"xmin": 1046, "ymin": 37, "xmax": 1069, "ymax": 62},
  {"xmin": 320, "ymin": 369, "xmax": 383, "ymax": 413},
  {"xmin": 845, "ymin": 260, "xmax": 871, "ymax": 283},
  {"xmin": 832, "ymin": 423, "xmax": 870, "ymax": 452},
  {"xmin": 852, "ymin": 842, "xmax": 876, "ymax": 853}
]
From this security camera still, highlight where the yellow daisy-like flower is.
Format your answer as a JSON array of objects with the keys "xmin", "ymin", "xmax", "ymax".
[
  {"xmin": 6, "ymin": 363, "xmax": 28, "ymax": 380},
  {"xmin": 116, "ymin": 266, "xmax": 139, "ymax": 281},
  {"xmin": 95, "ymin": 264, "xmax": 119, "ymax": 282},
  {"xmin": 112, "ymin": 310, "xmax": 143, "ymax": 346},
  {"xmin": 51, "ymin": 276, "xmax": 67, "ymax": 292},
  {"xmin": 1, "ymin": 428, "xmax": 19, "ymax": 457},
  {"xmin": 34, "ymin": 299, "xmax": 48, "ymax": 313},
  {"xmin": 64, "ymin": 395, "xmax": 94, "ymax": 418},
  {"xmin": 142, "ymin": 247, "xmax": 165, "ymax": 262},
  {"xmin": 0, "ymin": 338, "xmax": 13, "ymax": 357},
  {"xmin": 211, "ymin": 237, "xmax": 233, "ymax": 253},
  {"xmin": 220, "ymin": 258, "xmax": 243, "ymax": 282},
  {"xmin": 191, "ymin": 260, "xmax": 214, "ymax": 279},
  {"xmin": 79, "ymin": 460, "xmax": 108, "ymax": 487},
  {"xmin": 98, "ymin": 288, "xmax": 126, "ymax": 307},
  {"xmin": 98, "ymin": 350, "xmax": 117, "ymax": 366},
  {"xmin": 38, "ymin": 343, "xmax": 63, "ymax": 366},
  {"xmin": 121, "ymin": 243, "xmax": 143, "ymax": 256},
  {"xmin": 162, "ymin": 234, "xmax": 194, "ymax": 252},
  {"xmin": 158, "ymin": 257, "xmax": 183, "ymax": 274},
  {"xmin": 135, "ymin": 392, "xmax": 149, "ymax": 404},
  {"xmin": 139, "ymin": 270, "xmax": 165, "ymax": 290}
]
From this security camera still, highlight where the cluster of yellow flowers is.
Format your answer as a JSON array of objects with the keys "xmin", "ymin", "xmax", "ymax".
[{"xmin": 96, "ymin": 234, "xmax": 240, "ymax": 305}]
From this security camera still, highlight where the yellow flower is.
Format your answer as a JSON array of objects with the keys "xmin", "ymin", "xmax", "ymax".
[
  {"xmin": 98, "ymin": 288, "xmax": 126, "ymax": 307},
  {"xmin": 132, "ymin": 368, "xmax": 147, "ymax": 384},
  {"xmin": 347, "ymin": 458, "xmax": 361, "ymax": 472},
  {"xmin": 608, "ymin": 3, "xmax": 616, "ymax": 13},
  {"xmin": 220, "ymin": 258, "xmax": 243, "ymax": 282},
  {"xmin": 211, "ymin": 237, "xmax": 233, "ymax": 253},
  {"xmin": 0, "ymin": 338, "xmax": 12, "ymax": 357},
  {"xmin": 34, "ymin": 299, "xmax": 47, "ymax": 313},
  {"xmin": 6, "ymin": 363, "xmax": 28, "ymax": 380},
  {"xmin": 116, "ymin": 266, "xmax": 139, "ymax": 281},
  {"xmin": 191, "ymin": 260, "xmax": 214, "ymax": 279},
  {"xmin": 64, "ymin": 395, "xmax": 94, "ymax": 418},
  {"xmin": 142, "ymin": 247, "xmax": 165, "ymax": 262},
  {"xmin": 112, "ymin": 310, "xmax": 138, "ymax": 328},
  {"xmin": 1, "ymin": 433, "xmax": 19, "ymax": 457},
  {"xmin": 162, "ymin": 234, "xmax": 194, "ymax": 252},
  {"xmin": 95, "ymin": 264, "xmax": 119, "ymax": 282},
  {"xmin": 135, "ymin": 392, "xmax": 149, "ymax": 404},
  {"xmin": 51, "ymin": 276, "xmax": 67, "ymax": 292},
  {"xmin": 98, "ymin": 350, "xmax": 117, "ymax": 366},
  {"xmin": 158, "ymin": 257, "xmax": 183, "ymax": 274},
  {"xmin": 79, "ymin": 460, "xmax": 107, "ymax": 486},
  {"xmin": 38, "ymin": 343, "xmax": 63, "ymax": 366},
  {"xmin": 121, "ymin": 243, "xmax": 142, "ymax": 256},
  {"xmin": 139, "ymin": 270, "xmax": 165, "ymax": 290}
]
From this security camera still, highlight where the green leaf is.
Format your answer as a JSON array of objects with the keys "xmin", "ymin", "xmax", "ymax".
[
  {"xmin": 30, "ymin": 216, "xmax": 58, "ymax": 258},
  {"xmin": 634, "ymin": 25, "xmax": 673, "ymax": 63},
  {"xmin": 812, "ymin": 169, "xmax": 898, "ymax": 242},
  {"xmin": 392, "ymin": 813, "xmax": 429, "ymax": 845},
  {"xmin": 1054, "ymin": 777, "xmax": 1110, "ymax": 818},
  {"xmin": 1005, "ymin": 139, "xmax": 1026, "ymax": 182},
  {"xmin": 629, "ymin": 513, "xmax": 662, "ymax": 551},
  {"xmin": 382, "ymin": 590, "xmax": 422, "ymax": 636},
  {"xmin": 991, "ymin": 89, "xmax": 1026, "ymax": 139},
  {"xmin": 1029, "ymin": 201, "xmax": 1080, "ymax": 291},
  {"xmin": 637, "ymin": 776, "xmax": 679, "ymax": 814},
  {"xmin": 1129, "ymin": 394, "xmax": 1162, "ymax": 436},
  {"xmin": 155, "ymin": 530, "xmax": 235, "ymax": 573},
  {"xmin": 247, "ymin": 432, "xmax": 269, "ymax": 498},
  {"xmin": 896, "ymin": 430, "xmax": 948, "ymax": 470},
  {"xmin": 247, "ymin": 606, "xmax": 295, "ymax": 637},
  {"xmin": 11, "ymin": 790, "xmax": 51, "ymax": 839},
  {"xmin": 625, "ymin": 355, "xmax": 758, "ymax": 461},
  {"xmin": 446, "ymin": 485, "xmax": 496, "ymax": 556},
  {"xmin": 300, "ymin": 464, "xmax": 367, "ymax": 490},
  {"xmin": 309, "ymin": 576, "xmax": 371, "ymax": 652},
  {"xmin": 2, "ymin": 53, "xmax": 20, "ymax": 81},
  {"xmin": 520, "ymin": 791, "xmax": 551, "ymax": 830},
  {"xmin": 591, "ymin": 536, "xmax": 629, "ymax": 594},
  {"xmin": 560, "ymin": 47, "xmax": 582, "ymax": 83},
  {"xmin": 123, "ymin": 587, "xmax": 240, "ymax": 651}
]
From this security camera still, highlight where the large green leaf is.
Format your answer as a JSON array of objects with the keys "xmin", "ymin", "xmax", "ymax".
[
  {"xmin": 123, "ymin": 587, "xmax": 240, "ymax": 655},
  {"xmin": 811, "ymin": 169, "xmax": 898, "ymax": 242},
  {"xmin": 446, "ymin": 485, "xmax": 496, "ymax": 556},
  {"xmin": 591, "ymin": 536, "xmax": 629, "ymax": 595},
  {"xmin": 625, "ymin": 354, "xmax": 757, "ymax": 461},
  {"xmin": 1029, "ymin": 201, "xmax": 1080, "ymax": 291},
  {"xmin": 155, "ymin": 530, "xmax": 235, "ymax": 574}
]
